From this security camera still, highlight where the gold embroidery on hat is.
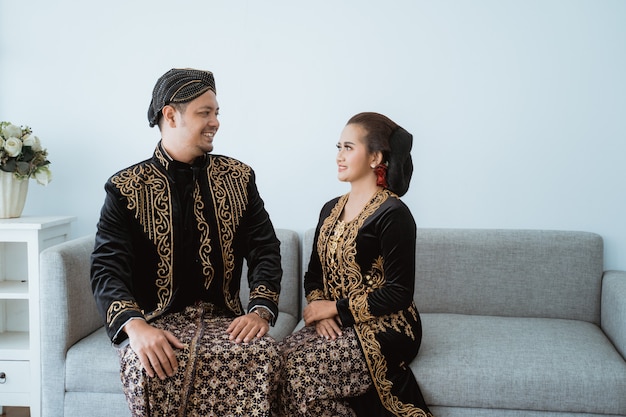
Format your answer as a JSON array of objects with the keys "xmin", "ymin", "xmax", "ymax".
[{"xmin": 169, "ymin": 80, "xmax": 213, "ymax": 103}]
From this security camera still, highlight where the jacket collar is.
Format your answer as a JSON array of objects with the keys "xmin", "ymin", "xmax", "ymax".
[{"xmin": 153, "ymin": 140, "xmax": 208, "ymax": 172}]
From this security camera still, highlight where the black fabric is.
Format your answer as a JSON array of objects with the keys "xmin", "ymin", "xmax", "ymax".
[
  {"xmin": 386, "ymin": 126, "xmax": 413, "ymax": 197},
  {"xmin": 91, "ymin": 142, "xmax": 282, "ymax": 344},
  {"xmin": 148, "ymin": 68, "xmax": 216, "ymax": 127},
  {"xmin": 304, "ymin": 190, "xmax": 432, "ymax": 416}
]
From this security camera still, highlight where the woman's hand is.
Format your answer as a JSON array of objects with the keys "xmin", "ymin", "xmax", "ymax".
[
  {"xmin": 315, "ymin": 317, "xmax": 343, "ymax": 340},
  {"xmin": 304, "ymin": 300, "xmax": 344, "ymax": 339},
  {"xmin": 303, "ymin": 300, "xmax": 338, "ymax": 326}
]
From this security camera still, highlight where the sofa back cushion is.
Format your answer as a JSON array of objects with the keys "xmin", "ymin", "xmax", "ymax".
[
  {"xmin": 239, "ymin": 228, "xmax": 301, "ymax": 319},
  {"xmin": 413, "ymin": 228, "xmax": 604, "ymax": 323},
  {"xmin": 303, "ymin": 227, "xmax": 604, "ymax": 323},
  {"xmin": 42, "ymin": 228, "xmax": 300, "ymax": 340}
]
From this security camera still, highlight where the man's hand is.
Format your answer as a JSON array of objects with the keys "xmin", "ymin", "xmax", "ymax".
[
  {"xmin": 124, "ymin": 319, "xmax": 184, "ymax": 380},
  {"xmin": 226, "ymin": 312, "xmax": 270, "ymax": 343}
]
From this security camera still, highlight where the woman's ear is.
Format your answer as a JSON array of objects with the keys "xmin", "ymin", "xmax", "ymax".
[{"xmin": 371, "ymin": 151, "xmax": 383, "ymax": 167}]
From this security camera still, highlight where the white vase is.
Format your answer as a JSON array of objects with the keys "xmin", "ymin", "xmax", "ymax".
[{"xmin": 0, "ymin": 170, "xmax": 29, "ymax": 218}]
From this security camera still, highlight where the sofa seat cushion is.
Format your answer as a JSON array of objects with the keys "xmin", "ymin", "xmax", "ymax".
[
  {"xmin": 268, "ymin": 312, "xmax": 298, "ymax": 342},
  {"xmin": 65, "ymin": 315, "xmax": 297, "ymax": 394},
  {"xmin": 65, "ymin": 327, "xmax": 122, "ymax": 393},
  {"xmin": 414, "ymin": 313, "xmax": 626, "ymax": 415}
]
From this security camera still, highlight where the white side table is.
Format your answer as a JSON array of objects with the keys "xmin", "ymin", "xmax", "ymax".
[{"xmin": 0, "ymin": 216, "xmax": 75, "ymax": 417}]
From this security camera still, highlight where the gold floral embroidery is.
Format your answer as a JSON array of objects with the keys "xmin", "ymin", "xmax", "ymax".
[
  {"xmin": 367, "ymin": 308, "xmax": 417, "ymax": 341},
  {"xmin": 205, "ymin": 157, "xmax": 251, "ymax": 315},
  {"xmin": 318, "ymin": 190, "xmax": 390, "ymax": 311},
  {"xmin": 249, "ymin": 284, "xmax": 280, "ymax": 304},
  {"xmin": 192, "ymin": 182, "xmax": 214, "ymax": 289},
  {"xmin": 316, "ymin": 189, "xmax": 431, "ymax": 416},
  {"xmin": 349, "ymin": 256, "xmax": 386, "ymax": 322},
  {"xmin": 111, "ymin": 163, "xmax": 174, "ymax": 317},
  {"xmin": 357, "ymin": 322, "xmax": 431, "ymax": 416},
  {"xmin": 154, "ymin": 146, "xmax": 169, "ymax": 170},
  {"xmin": 328, "ymin": 220, "xmax": 345, "ymax": 263},
  {"xmin": 107, "ymin": 300, "xmax": 142, "ymax": 327},
  {"xmin": 306, "ymin": 289, "xmax": 326, "ymax": 303}
]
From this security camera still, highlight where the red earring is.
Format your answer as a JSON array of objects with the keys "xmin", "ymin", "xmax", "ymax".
[{"xmin": 373, "ymin": 164, "xmax": 388, "ymax": 188}]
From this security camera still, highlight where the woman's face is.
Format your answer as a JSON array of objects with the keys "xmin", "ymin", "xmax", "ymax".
[{"xmin": 336, "ymin": 123, "xmax": 378, "ymax": 184}]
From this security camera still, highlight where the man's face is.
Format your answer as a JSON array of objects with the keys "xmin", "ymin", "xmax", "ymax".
[{"xmin": 164, "ymin": 90, "xmax": 220, "ymax": 162}]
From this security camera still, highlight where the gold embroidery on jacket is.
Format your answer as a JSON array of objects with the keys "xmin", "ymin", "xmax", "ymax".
[
  {"xmin": 318, "ymin": 190, "xmax": 389, "ymax": 315},
  {"xmin": 249, "ymin": 284, "xmax": 280, "ymax": 304},
  {"xmin": 306, "ymin": 289, "xmax": 326, "ymax": 303},
  {"xmin": 192, "ymin": 183, "xmax": 214, "ymax": 288},
  {"xmin": 350, "ymin": 256, "xmax": 385, "ymax": 323},
  {"xmin": 107, "ymin": 300, "xmax": 142, "ymax": 328},
  {"xmin": 154, "ymin": 146, "xmax": 169, "ymax": 169},
  {"xmin": 318, "ymin": 189, "xmax": 431, "ymax": 416},
  {"xmin": 111, "ymin": 164, "xmax": 174, "ymax": 318},
  {"xmin": 367, "ymin": 308, "xmax": 417, "ymax": 340},
  {"xmin": 357, "ymin": 322, "xmax": 431, "ymax": 416},
  {"xmin": 206, "ymin": 157, "xmax": 251, "ymax": 315}
]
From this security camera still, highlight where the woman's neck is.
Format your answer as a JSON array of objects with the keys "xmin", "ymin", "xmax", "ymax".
[{"xmin": 342, "ymin": 182, "xmax": 382, "ymax": 222}]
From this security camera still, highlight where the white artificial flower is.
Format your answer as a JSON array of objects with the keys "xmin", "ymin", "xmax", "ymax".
[
  {"xmin": 23, "ymin": 134, "xmax": 42, "ymax": 151},
  {"xmin": 4, "ymin": 137, "xmax": 23, "ymax": 157},
  {"xmin": 34, "ymin": 165, "xmax": 52, "ymax": 185},
  {"xmin": 1, "ymin": 123, "xmax": 22, "ymax": 139}
]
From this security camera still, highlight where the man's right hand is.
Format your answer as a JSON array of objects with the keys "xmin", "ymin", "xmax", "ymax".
[{"xmin": 123, "ymin": 319, "xmax": 184, "ymax": 380}]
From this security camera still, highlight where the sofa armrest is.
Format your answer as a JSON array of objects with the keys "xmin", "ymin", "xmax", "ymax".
[
  {"xmin": 601, "ymin": 270, "xmax": 626, "ymax": 359},
  {"xmin": 40, "ymin": 234, "xmax": 103, "ymax": 417}
]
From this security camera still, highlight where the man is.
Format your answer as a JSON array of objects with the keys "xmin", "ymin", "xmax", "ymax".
[{"xmin": 91, "ymin": 68, "xmax": 282, "ymax": 416}]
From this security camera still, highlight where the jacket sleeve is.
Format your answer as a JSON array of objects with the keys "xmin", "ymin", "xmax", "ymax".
[
  {"xmin": 90, "ymin": 180, "xmax": 144, "ymax": 343},
  {"xmin": 304, "ymin": 201, "xmax": 336, "ymax": 303},
  {"xmin": 243, "ymin": 170, "xmax": 282, "ymax": 325}
]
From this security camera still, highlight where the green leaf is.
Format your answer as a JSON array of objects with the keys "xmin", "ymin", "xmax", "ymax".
[{"xmin": 16, "ymin": 161, "xmax": 30, "ymax": 175}]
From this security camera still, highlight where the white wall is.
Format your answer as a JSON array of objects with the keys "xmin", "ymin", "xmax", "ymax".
[{"xmin": 1, "ymin": 0, "xmax": 625, "ymax": 269}]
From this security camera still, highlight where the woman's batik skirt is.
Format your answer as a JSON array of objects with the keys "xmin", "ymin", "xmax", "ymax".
[{"xmin": 276, "ymin": 325, "xmax": 372, "ymax": 417}]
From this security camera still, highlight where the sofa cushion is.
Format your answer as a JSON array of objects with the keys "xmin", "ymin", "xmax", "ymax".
[
  {"xmin": 65, "ymin": 327, "xmax": 121, "ymax": 393},
  {"xmin": 64, "ymin": 392, "xmax": 129, "ymax": 417},
  {"xmin": 63, "ymin": 228, "xmax": 300, "ymax": 394},
  {"xmin": 413, "ymin": 229, "xmax": 604, "ymax": 323},
  {"xmin": 66, "ymin": 317, "xmax": 297, "ymax": 395},
  {"xmin": 240, "ymin": 227, "xmax": 301, "ymax": 327},
  {"xmin": 414, "ymin": 313, "xmax": 626, "ymax": 415}
]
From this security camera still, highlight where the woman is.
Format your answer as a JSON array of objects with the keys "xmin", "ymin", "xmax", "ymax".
[{"xmin": 277, "ymin": 112, "xmax": 433, "ymax": 416}]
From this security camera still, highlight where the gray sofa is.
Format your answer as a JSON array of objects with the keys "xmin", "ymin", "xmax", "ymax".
[
  {"xmin": 39, "ymin": 229, "xmax": 301, "ymax": 417},
  {"xmin": 40, "ymin": 228, "xmax": 626, "ymax": 416}
]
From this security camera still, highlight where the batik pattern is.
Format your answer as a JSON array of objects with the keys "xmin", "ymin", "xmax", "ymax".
[
  {"xmin": 276, "ymin": 326, "xmax": 372, "ymax": 417},
  {"xmin": 119, "ymin": 302, "xmax": 281, "ymax": 417}
]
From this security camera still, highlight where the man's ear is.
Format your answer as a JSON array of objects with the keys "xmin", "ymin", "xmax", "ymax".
[{"xmin": 162, "ymin": 105, "xmax": 177, "ymax": 127}]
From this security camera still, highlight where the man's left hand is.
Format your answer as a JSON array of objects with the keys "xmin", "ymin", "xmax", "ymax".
[{"xmin": 226, "ymin": 312, "xmax": 270, "ymax": 343}]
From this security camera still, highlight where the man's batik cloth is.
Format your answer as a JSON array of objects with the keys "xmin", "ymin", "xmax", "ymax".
[{"xmin": 118, "ymin": 302, "xmax": 281, "ymax": 417}]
